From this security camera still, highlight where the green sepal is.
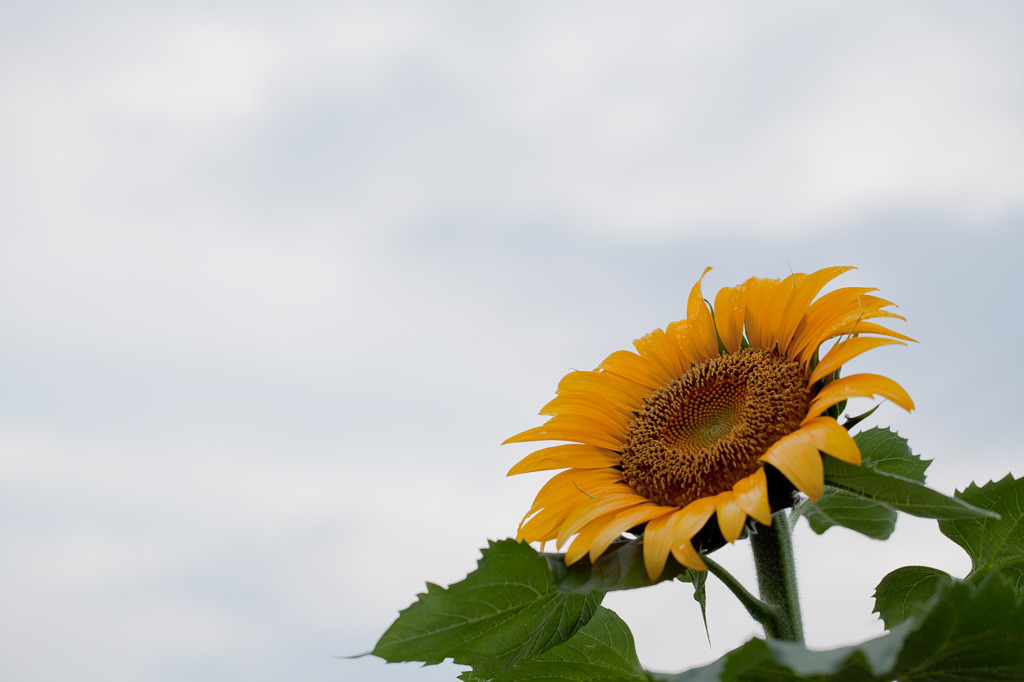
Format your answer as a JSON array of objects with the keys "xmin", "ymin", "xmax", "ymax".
[
  {"xmin": 825, "ymin": 398, "xmax": 847, "ymax": 420},
  {"xmin": 458, "ymin": 606, "xmax": 648, "ymax": 682},
  {"xmin": 651, "ymin": 573, "xmax": 1024, "ymax": 681},
  {"xmin": 684, "ymin": 568, "xmax": 710, "ymax": 643},
  {"xmin": 372, "ymin": 540, "xmax": 602, "ymax": 676},
  {"xmin": 841, "ymin": 404, "xmax": 879, "ymax": 431},
  {"xmin": 940, "ymin": 474, "xmax": 1024, "ymax": 591},
  {"xmin": 806, "ymin": 348, "xmax": 821, "ymax": 376}
]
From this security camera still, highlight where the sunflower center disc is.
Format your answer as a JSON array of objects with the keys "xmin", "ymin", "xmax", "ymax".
[{"xmin": 620, "ymin": 348, "xmax": 810, "ymax": 507}]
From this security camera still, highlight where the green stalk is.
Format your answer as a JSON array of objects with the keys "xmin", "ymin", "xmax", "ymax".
[
  {"xmin": 750, "ymin": 511, "xmax": 804, "ymax": 641},
  {"xmin": 702, "ymin": 556, "xmax": 778, "ymax": 628}
]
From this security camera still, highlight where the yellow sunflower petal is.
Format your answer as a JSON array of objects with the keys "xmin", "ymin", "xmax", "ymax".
[
  {"xmin": 792, "ymin": 287, "xmax": 895, "ymax": 358},
  {"xmin": 760, "ymin": 430, "xmax": 824, "ymax": 501},
  {"xmin": 688, "ymin": 267, "xmax": 713, "ymax": 318},
  {"xmin": 839, "ymin": 321, "xmax": 917, "ymax": 344},
  {"xmin": 808, "ymin": 336, "xmax": 905, "ymax": 386},
  {"xmin": 556, "ymin": 492, "xmax": 648, "ymax": 545},
  {"xmin": 743, "ymin": 276, "xmax": 782, "ymax": 349},
  {"xmin": 801, "ymin": 416, "xmax": 861, "ymax": 465},
  {"xmin": 790, "ymin": 287, "xmax": 874, "ymax": 358},
  {"xmin": 518, "ymin": 505, "xmax": 568, "ymax": 543},
  {"xmin": 598, "ymin": 350, "xmax": 667, "ymax": 391},
  {"xmin": 642, "ymin": 509, "xmax": 683, "ymax": 581},
  {"xmin": 806, "ymin": 373, "xmax": 915, "ymax": 419},
  {"xmin": 732, "ymin": 467, "xmax": 772, "ymax": 525},
  {"xmin": 670, "ymin": 496, "xmax": 718, "ymax": 542},
  {"xmin": 520, "ymin": 472, "xmax": 625, "ymax": 541},
  {"xmin": 503, "ymin": 421, "xmax": 625, "ymax": 450},
  {"xmin": 633, "ymin": 328, "xmax": 684, "ymax": 384},
  {"xmin": 803, "ymin": 288, "xmax": 893, "ymax": 328},
  {"xmin": 507, "ymin": 444, "xmax": 620, "ymax": 475},
  {"xmin": 521, "ymin": 476, "xmax": 618, "ymax": 542},
  {"xmin": 813, "ymin": 284, "xmax": 878, "ymax": 303},
  {"xmin": 795, "ymin": 298, "xmax": 906, "ymax": 363},
  {"xmin": 564, "ymin": 509, "xmax": 623, "ymax": 565},
  {"xmin": 525, "ymin": 469, "xmax": 623, "ymax": 515},
  {"xmin": 556, "ymin": 369, "xmax": 651, "ymax": 410},
  {"xmin": 667, "ymin": 318, "xmax": 712, "ymax": 368},
  {"xmin": 547, "ymin": 394, "xmax": 639, "ymax": 423},
  {"xmin": 685, "ymin": 267, "xmax": 720, "ymax": 361},
  {"xmin": 589, "ymin": 503, "xmax": 676, "ymax": 563},
  {"xmin": 713, "ymin": 282, "xmax": 747, "ymax": 353},
  {"xmin": 537, "ymin": 403, "xmax": 632, "ymax": 441},
  {"xmin": 812, "ymin": 308, "xmax": 906, "ymax": 345},
  {"xmin": 539, "ymin": 396, "xmax": 633, "ymax": 427},
  {"xmin": 715, "ymin": 492, "xmax": 747, "ymax": 543},
  {"xmin": 671, "ymin": 541, "xmax": 707, "ymax": 571},
  {"xmin": 779, "ymin": 266, "xmax": 854, "ymax": 355}
]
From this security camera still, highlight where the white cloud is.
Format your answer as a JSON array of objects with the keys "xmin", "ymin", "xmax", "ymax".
[
  {"xmin": 163, "ymin": 0, "xmax": 1022, "ymax": 240},
  {"xmin": 2, "ymin": 2, "xmax": 1023, "ymax": 680},
  {"xmin": 0, "ymin": 422, "xmax": 529, "ymax": 679}
]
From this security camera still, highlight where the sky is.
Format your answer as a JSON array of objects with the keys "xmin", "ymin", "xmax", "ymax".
[{"xmin": 2, "ymin": 1, "xmax": 1023, "ymax": 681}]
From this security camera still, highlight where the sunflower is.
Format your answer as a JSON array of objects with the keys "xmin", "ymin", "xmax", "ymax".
[{"xmin": 505, "ymin": 266, "xmax": 914, "ymax": 580}]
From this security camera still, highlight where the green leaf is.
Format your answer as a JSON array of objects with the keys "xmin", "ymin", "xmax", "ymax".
[
  {"xmin": 872, "ymin": 565, "xmax": 954, "ymax": 629},
  {"xmin": 546, "ymin": 537, "xmax": 692, "ymax": 594},
  {"xmin": 798, "ymin": 490, "xmax": 897, "ymax": 539},
  {"xmin": 853, "ymin": 428, "xmax": 930, "ymax": 482},
  {"xmin": 652, "ymin": 573, "xmax": 1024, "ymax": 681},
  {"xmin": 893, "ymin": 572, "xmax": 1024, "ymax": 680},
  {"xmin": 649, "ymin": 634, "xmax": 890, "ymax": 682},
  {"xmin": 793, "ymin": 429, "xmax": 930, "ymax": 539},
  {"xmin": 458, "ymin": 607, "xmax": 648, "ymax": 682},
  {"xmin": 940, "ymin": 474, "xmax": 1024, "ymax": 591},
  {"xmin": 821, "ymin": 453, "xmax": 995, "ymax": 522},
  {"xmin": 372, "ymin": 540, "xmax": 602, "ymax": 676},
  {"xmin": 870, "ymin": 476, "xmax": 1023, "ymax": 632},
  {"xmin": 546, "ymin": 538, "xmax": 710, "ymax": 641}
]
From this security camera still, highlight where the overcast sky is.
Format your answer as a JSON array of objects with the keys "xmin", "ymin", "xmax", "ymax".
[{"xmin": 2, "ymin": 2, "xmax": 1023, "ymax": 681}]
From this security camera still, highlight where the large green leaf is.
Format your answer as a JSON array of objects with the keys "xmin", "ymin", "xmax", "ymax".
[
  {"xmin": 372, "ymin": 540, "xmax": 602, "ymax": 676},
  {"xmin": 872, "ymin": 476, "xmax": 1023, "ymax": 631},
  {"xmin": 458, "ymin": 607, "xmax": 648, "ymax": 682},
  {"xmin": 651, "ymin": 636, "xmax": 881, "ymax": 682},
  {"xmin": 821, "ymin": 453, "xmax": 995, "ymax": 522},
  {"xmin": 652, "ymin": 573, "xmax": 1024, "ymax": 681},
  {"xmin": 797, "ymin": 490, "xmax": 897, "ymax": 539},
  {"xmin": 872, "ymin": 565, "xmax": 954, "ymax": 629},
  {"xmin": 794, "ymin": 429, "xmax": 928, "ymax": 539},
  {"xmin": 892, "ymin": 572, "xmax": 1024, "ymax": 681},
  {"xmin": 853, "ymin": 428, "xmax": 930, "ymax": 481},
  {"xmin": 939, "ymin": 475, "xmax": 1024, "ymax": 591}
]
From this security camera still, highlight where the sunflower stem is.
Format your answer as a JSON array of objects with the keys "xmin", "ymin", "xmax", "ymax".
[
  {"xmin": 750, "ymin": 511, "xmax": 805, "ymax": 642},
  {"xmin": 702, "ymin": 556, "xmax": 778, "ymax": 627}
]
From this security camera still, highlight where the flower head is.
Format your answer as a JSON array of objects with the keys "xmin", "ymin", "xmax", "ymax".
[{"xmin": 505, "ymin": 267, "xmax": 914, "ymax": 580}]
